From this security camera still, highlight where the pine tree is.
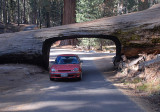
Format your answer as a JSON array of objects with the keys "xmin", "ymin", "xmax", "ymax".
[{"xmin": 60, "ymin": 0, "xmax": 78, "ymax": 46}]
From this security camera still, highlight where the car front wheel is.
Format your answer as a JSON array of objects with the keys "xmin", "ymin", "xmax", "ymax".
[
  {"xmin": 50, "ymin": 78, "xmax": 54, "ymax": 81},
  {"xmin": 77, "ymin": 73, "xmax": 82, "ymax": 81}
]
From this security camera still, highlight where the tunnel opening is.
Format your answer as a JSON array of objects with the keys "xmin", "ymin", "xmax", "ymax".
[{"xmin": 42, "ymin": 35, "xmax": 121, "ymax": 70}]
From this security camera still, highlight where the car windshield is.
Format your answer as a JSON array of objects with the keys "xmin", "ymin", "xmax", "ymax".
[{"xmin": 55, "ymin": 56, "xmax": 79, "ymax": 64}]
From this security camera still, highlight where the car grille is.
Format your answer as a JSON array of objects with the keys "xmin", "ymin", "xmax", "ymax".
[
  {"xmin": 58, "ymin": 70, "xmax": 72, "ymax": 72},
  {"xmin": 54, "ymin": 75, "xmax": 61, "ymax": 77}
]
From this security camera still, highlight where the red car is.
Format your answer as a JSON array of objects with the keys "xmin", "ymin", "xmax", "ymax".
[{"xmin": 49, "ymin": 54, "xmax": 83, "ymax": 81}]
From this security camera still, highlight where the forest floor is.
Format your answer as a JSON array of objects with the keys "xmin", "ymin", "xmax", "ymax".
[
  {"xmin": 0, "ymin": 64, "xmax": 47, "ymax": 93},
  {"xmin": 94, "ymin": 56, "xmax": 160, "ymax": 112},
  {"xmin": 0, "ymin": 23, "xmax": 37, "ymax": 34}
]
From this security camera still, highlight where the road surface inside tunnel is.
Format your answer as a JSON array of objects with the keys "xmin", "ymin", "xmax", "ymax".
[{"xmin": 0, "ymin": 48, "xmax": 144, "ymax": 112}]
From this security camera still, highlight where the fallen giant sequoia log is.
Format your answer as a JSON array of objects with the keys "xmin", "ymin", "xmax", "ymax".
[{"xmin": 0, "ymin": 4, "xmax": 160, "ymax": 68}]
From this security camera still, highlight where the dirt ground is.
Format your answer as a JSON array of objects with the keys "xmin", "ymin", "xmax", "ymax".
[
  {"xmin": 0, "ymin": 23, "xmax": 38, "ymax": 34},
  {"xmin": 93, "ymin": 57, "xmax": 160, "ymax": 112},
  {"xmin": 0, "ymin": 64, "xmax": 47, "ymax": 93}
]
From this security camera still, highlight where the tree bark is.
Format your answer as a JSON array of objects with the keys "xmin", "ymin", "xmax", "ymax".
[
  {"xmin": 100, "ymin": 39, "xmax": 103, "ymax": 51},
  {"xmin": 17, "ymin": 0, "xmax": 20, "ymax": 26},
  {"xmin": 21, "ymin": 9, "xmax": 23, "ymax": 24},
  {"xmin": 7, "ymin": 0, "xmax": 11, "ymax": 24},
  {"xmin": 46, "ymin": 12, "xmax": 50, "ymax": 28},
  {"xmin": 38, "ymin": 7, "xmax": 41, "ymax": 29},
  {"xmin": 138, "ymin": 0, "xmax": 149, "ymax": 11},
  {"xmin": 23, "ymin": 0, "xmax": 27, "ymax": 24},
  {"xmin": 60, "ymin": 0, "xmax": 78, "ymax": 46},
  {"xmin": 0, "ymin": 0, "xmax": 2, "ymax": 21},
  {"xmin": 3, "ymin": 0, "xmax": 7, "ymax": 25},
  {"xmin": 10, "ymin": 0, "xmax": 15, "ymax": 23},
  {"xmin": 62, "ymin": 0, "xmax": 76, "ymax": 25}
]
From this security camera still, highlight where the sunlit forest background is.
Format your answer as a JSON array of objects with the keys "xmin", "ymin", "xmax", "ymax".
[
  {"xmin": 1, "ymin": 0, "xmax": 159, "ymax": 27},
  {"xmin": 0, "ymin": 0, "xmax": 160, "ymax": 49}
]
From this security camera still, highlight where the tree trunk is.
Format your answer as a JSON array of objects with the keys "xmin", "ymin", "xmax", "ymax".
[
  {"xmin": 33, "ymin": 11, "xmax": 37, "ymax": 24},
  {"xmin": 0, "ymin": 0, "xmax": 2, "ymax": 22},
  {"xmin": 103, "ymin": 0, "xmax": 114, "ymax": 17},
  {"xmin": 17, "ymin": 0, "xmax": 20, "ymax": 26},
  {"xmin": 21, "ymin": 10, "xmax": 23, "ymax": 24},
  {"xmin": 23, "ymin": 0, "xmax": 27, "ymax": 24},
  {"xmin": 10, "ymin": 0, "xmax": 15, "ymax": 23},
  {"xmin": 38, "ymin": 7, "xmax": 41, "ymax": 29},
  {"xmin": 100, "ymin": 39, "xmax": 103, "ymax": 51},
  {"xmin": 60, "ymin": 0, "xmax": 78, "ymax": 46},
  {"xmin": 7, "ymin": 0, "xmax": 11, "ymax": 24},
  {"xmin": 46, "ymin": 12, "xmax": 50, "ymax": 28},
  {"xmin": 62, "ymin": 0, "xmax": 76, "ymax": 25},
  {"xmin": 138, "ymin": 0, "xmax": 149, "ymax": 11},
  {"xmin": 3, "ymin": 0, "xmax": 7, "ymax": 25}
]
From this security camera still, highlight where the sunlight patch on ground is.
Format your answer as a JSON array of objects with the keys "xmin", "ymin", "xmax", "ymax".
[
  {"xmin": 47, "ymin": 88, "xmax": 120, "ymax": 96},
  {"xmin": 81, "ymin": 55, "xmax": 114, "ymax": 61},
  {"xmin": 40, "ymin": 86, "xmax": 59, "ymax": 91},
  {"xmin": 1, "ymin": 101, "xmax": 88, "ymax": 111},
  {"xmin": 1, "ymin": 100, "xmax": 128, "ymax": 112}
]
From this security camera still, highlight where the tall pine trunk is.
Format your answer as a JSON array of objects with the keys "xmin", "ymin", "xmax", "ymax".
[
  {"xmin": 3, "ymin": 0, "xmax": 7, "ymax": 25},
  {"xmin": 7, "ymin": 0, "xmax": 11, "ymax": 24},
  {"xmin": 60, "ymin": 0, "xmax": 78, "ymax": 46},
  {"xmin": 46, "ymin": 12, "xmax": 50, "ymax": 27},
  {"xmin": 17, "ymin": 0, "xmax": 20, "ymax": 26},
  {"xmin": 10, "ymin": 0, "xmax": 15, "ymax": 23},
  {"xmin": 38, "ymin": 7, "xmax": 41, "ymax": 29},
  {"xmin": 23, "ymin": 0, "xmax": 27, "ymax": 24},
  {"xmin": 0, "ymin": 0, "xmax": 2, "ymax": 21},
  {"xmin": 62, "ymin": 0, "xmax": 76, "ymax": 25},
  {"xmin": 138, "ymin": 0, "xmax": 149, "ymax": 11}
]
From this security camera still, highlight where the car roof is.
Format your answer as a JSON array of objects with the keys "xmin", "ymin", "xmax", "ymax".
[{"xmin": 57, "ymin": 54, "xmax": 78, "ymax": 57}]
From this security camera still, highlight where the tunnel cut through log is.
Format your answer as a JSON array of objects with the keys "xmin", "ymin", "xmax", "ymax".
[{"xmin": 42, "ymin": 35, "xmax": 121, "ymax": 70}]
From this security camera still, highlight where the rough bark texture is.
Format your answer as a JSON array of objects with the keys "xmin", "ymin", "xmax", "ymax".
[
  {"xmin": 60, "ymin": 0, "xmax": 78, "ymax": 46},
  {"xmin": 62, "ymin": 0, "xmax": 76, "ymax": 25},
  {"xmin": 23, "ymin": 0, "xmax": 27, "ymax": 24},
  {"xmin": 3, "ymin": 0, "xmax": 7, "ymax": 26},
  {"xmin": 17, "ymin": 0, "xmax": 20, "ymax": 26},
  {"xmin": 0, "ymin": 4, "xmax": 160, "ymax": 68}
]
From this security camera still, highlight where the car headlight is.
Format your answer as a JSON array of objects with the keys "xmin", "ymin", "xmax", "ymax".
[
  {"xmin": 51, "ymin": 68, "xmax": 56, "ymax": 72},
  {"xmin": 73, "ymin": 68, "xmax": 79, "ymax": 71}
]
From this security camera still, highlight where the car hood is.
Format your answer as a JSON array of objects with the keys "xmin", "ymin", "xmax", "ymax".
[{"xmin": 51, "ymin": 64, "xmax": 80, "ymax": 70}]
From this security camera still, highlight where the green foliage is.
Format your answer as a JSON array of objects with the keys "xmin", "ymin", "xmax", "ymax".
[
  {"xmin": 79, "ymin": 38, "xmax": 99, "ymax": 49},
  {"xmin": 50, "ymin": 0, "xmax": 63, "ymax": 26},
  {"xmin": 132, "ymin": 77, "xmax": 143, "ymax": 84},
  {"xmin": 76, "ymin": 0, "xmax": 104, "ymax": 22},
  {"xmin": 137, "ymin": 84, "xmax": 148, "ymax": 91},
  {"xmin": 126, "ymin": 0, "xmax": 138, "ymax": 12},
  {"xmin": 79, "ymin": 38, "xmax": 113, "ymax": 50},
  {"xmin": 28, "ymin": 0, "xmax": 63, "ymax": 26},
  {"xmin": 136, "ymin": 82, "xmax": 160, "ymax": 93}
]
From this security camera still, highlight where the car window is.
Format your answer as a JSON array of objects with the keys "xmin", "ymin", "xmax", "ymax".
[{"xmin": 55, "ymin": 56, "xmax": 79, "ymax": 64}]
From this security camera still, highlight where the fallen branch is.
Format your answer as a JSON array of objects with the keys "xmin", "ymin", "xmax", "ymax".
[
  {"xmin": 139, "ymin": 57, "xmax": 160, "ymax": 68},
  {"xmin": 128, "ymin": 56, "xmax": 145, "ymax": 67}
]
